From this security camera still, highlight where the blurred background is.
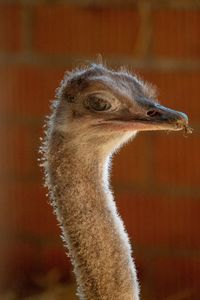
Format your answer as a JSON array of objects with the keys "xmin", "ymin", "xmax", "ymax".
[{"xmin": 0, "ymin": 0, "xmax": 200, "ymax": 299}]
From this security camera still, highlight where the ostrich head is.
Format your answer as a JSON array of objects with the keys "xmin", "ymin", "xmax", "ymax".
[{"xmin": 51, "ymin": 63, "xmax": 189, "ymax": 155}]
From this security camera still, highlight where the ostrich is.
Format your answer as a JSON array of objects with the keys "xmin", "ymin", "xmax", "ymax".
[{"xmin": 41, "ymin": 63, "xmax": 190, "ymax": 300}]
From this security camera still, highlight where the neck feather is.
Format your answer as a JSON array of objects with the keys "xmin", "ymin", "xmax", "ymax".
[{"xmin": 45, "ymin": 131, "xmax": 139, "ymax": 300}]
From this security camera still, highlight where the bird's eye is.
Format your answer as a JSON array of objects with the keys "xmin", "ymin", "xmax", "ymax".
[{"xmin": 87, "ymin": 97, "xmax": 111, "ymax": 112}]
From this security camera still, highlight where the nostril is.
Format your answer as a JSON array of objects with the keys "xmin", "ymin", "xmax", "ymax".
[{"xmin": 147, "ymin": 109, "xmax": 161, "ymax": 117}]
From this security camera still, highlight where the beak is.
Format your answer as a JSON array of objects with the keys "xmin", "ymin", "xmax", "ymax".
[
  {"xmin": 130, "ymin": 103, "xmax": 189, "ymax": 132},
  {"xmin": 106, "ymin": 103, "xmax": 191, "ymax": 133}
]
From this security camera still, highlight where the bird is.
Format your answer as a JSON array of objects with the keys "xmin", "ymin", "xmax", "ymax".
[{"xmin": 41, "ymin": 62, "xmax": 190, "ymax": 300}]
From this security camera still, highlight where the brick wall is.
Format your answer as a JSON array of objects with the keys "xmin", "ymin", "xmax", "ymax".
[{"xmin": 1, "ymin": 1, "xmax": 200, "ymax": 299}]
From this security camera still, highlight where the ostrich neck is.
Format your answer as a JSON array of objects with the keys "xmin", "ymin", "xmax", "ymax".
[{"xmin": 48, "ymin": 132, "xmax": 139, "ymax": 300}]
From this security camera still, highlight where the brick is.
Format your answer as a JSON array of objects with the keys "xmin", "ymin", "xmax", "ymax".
[
  {"xmin": 153, "ymin": 134, "xmax": 200, "ymax": 186},
  {"xmin": 0, "ymin": 239, "xmax": 72, "ymax": 291},
  {"xmin": 0, "ymin": 182, "xmax": 60, "ymax": 238},
  {"xmin": 33, "ymin": 6, "xmax": 139, "ymax": 55},
  {"xmin": 0, "ymin": 123, "xmax": 53, "ymax": 183},
  {"xmin": 39, "ymin": 244, "xmax": 71, "ymax": 277},
  {"xmin": 0, "ymin": 124, "xmax": 36, "ymax": 177},
  {"xmin": 153, "ymin": 10, "xmax": 200, "ymax": 58},
  {"xmin": 116, "ymin": 194, "xmax": 200, "ymax": 248},
  {"xmin": 139, "ymin": 71, "xmax": 200, "ymax": 123},
  {"xmin": 112, "ymin": 134, "xmax": 149, "ymax": 186},
  {"xmin": 0, "ymin": 122, "xmax": 50, "ymax": 180},
  {"xmin": 0, "ymin": 66, "xmax": 65, "ymax": 117},
  {"xmin": 0, "ymin": 240, "xmax": 39, "ymax": 289},
  {"xmin": 0, "ymin": 5, "xmax": 22, "ymax": 52},
  {"xmin": 151, "ymin": 257, "xmax": 200, "ymax": 299}
]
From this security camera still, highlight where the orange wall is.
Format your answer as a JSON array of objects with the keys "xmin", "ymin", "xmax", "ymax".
[{"xmin": 1, "ymin": 2, "xmax": 200, "ymax": 299}]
